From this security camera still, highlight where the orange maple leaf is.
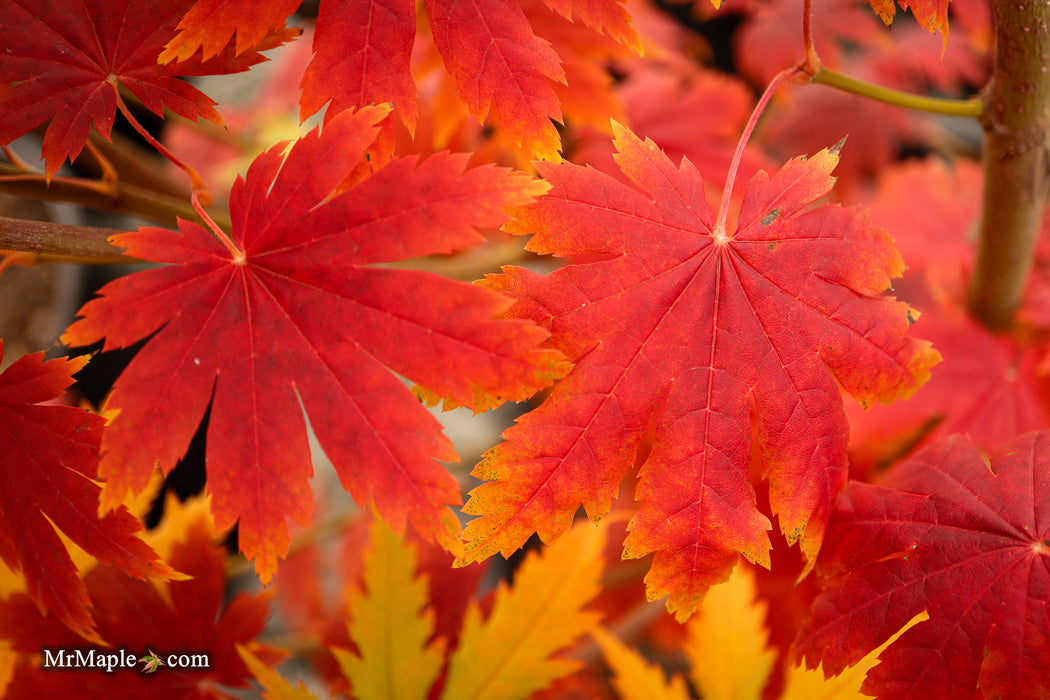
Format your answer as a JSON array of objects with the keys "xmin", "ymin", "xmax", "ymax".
[{"xmin": 159, "ymin": 0, "xmax": 303, "ymax": 62}]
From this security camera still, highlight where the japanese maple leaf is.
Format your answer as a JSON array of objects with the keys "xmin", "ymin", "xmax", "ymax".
[
  {"xmin": 138, "ymin": 650, "xmax": 165, "ymax": 674},
  {"xmin": 0, "ymin": 500, "xmax": 281, "ymax": 698},
  {"xmin": 299, "ymin": 0, "xmax": 640, "ymax": 159},
  {"xmin": 62, "ymin": 105, "xmax": 564, "ymax": 584},
  {"xmin": 0, "ymin": 342, "xmax": 176, "ymax": 644},
  {"xmin": 458, "ymin": 124, "xmax": 939, "ymax": 620},
  {"xmin": 795, "ymin": 431, "xmax": 1050, "ymax": 699},
  {"xmin": 520, "ymin": 0, "xmax": 636, "ymax": 134},
  {"xmin": 299, "ymin": 0, "xmax": 419, "ymax": 133},
  {"xmin": 159, "ymin": 0, "xmax": 302, "ymax": 61},
  {"xmin": 300, "ymin": 0, "xmax": 567, "ymax": 156},
  {"xmin": 425, "ymin": 0, "xmax": 568, "ymax": 160},
  {"xmin": 0, "ymin": 0, "xmax": 273, "ymax": 178},
  {"xmin": 846, "ymin": 307, "xmax": 1050, "ymax": 476}
]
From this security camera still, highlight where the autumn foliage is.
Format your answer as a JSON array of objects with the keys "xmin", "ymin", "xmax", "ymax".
[{"xmin": 0, "ymin": 0, "xmax": 1048, "ymax": 697}]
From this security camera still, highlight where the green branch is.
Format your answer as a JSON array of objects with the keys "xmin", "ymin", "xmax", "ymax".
[{"xmin": 811, "ymin": 68, "xmax": 984, "ymax": 118}]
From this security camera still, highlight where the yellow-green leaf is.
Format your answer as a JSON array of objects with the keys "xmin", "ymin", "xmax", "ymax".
[
  {"xmin": 591, "ymin": 625, "xmax": 691, "ymax": 700},
  {"xmin": 334, "ymin": 515, "xmax": 445, "ymax": 700},
  {"xmin": 684, "ymin": 563, "xmax": 776, "ymax": 700},
  {"xmin": 442, "ymin": 520, "xmax": 607, "ymax": 700}
]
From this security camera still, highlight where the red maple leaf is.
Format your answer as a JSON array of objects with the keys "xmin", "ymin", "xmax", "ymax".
[
  {"xmin": 424, "ymin": 0, "xmax": 567, "ymax": 160},
  {"xmin": 0, "ymin": 506, "xmax": 280, "ymax": 698},
  {"xmin": 845, "ymin": 306, "xmax": 1050, "ymax": 476},
  {"xmin": 298, "ymin": 0, "xmax": 641, "ymax": 159},
  {"xmin": 299, "ymin": 0, "xmax": 571, "ymax": 157},
  {"xmin": 61, "ymin": 106, "xmax": 564, "ymax": 584},
  {"xmin": 0, "ymin": 342, "xmax": 176, "ymax": 644},
  {"xmin": 159, "ymin": 0, "xmax": 303, "ymax": 61},
  {"xmin": 0, "ymin": 0, "xmax": 273, "ymax": 178},
  {"xmin": 520, "ymin": 0, "xmax": 636, "ymax": 135},
  {"xmin": 456, "ymin": 124, "xmax": 939, "ymax": 620},
  {"xmin": 795, "ymin": 431, "xmax": 1050, "ymax": 699},
  {"xmin": 299, "ymin": 0, "xmax": 419, "ymax": 133}
]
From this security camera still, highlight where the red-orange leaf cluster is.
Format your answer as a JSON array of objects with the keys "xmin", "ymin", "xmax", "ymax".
[{"xmin": 295, "ymin": 0, "xmax": 641, "ymax": 158}]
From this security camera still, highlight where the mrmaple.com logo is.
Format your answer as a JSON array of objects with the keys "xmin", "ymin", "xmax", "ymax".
[{"xmin": 41, "ymin": 647, "xmax": 210, "ymax": 673}]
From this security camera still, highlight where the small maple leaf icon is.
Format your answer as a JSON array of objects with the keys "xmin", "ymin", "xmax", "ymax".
[{"xmin": 139, "ymin": 650, "xmax": 165, "ymax": 674}]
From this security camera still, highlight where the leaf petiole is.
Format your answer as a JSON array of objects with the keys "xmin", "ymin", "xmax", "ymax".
[
  {"xmin": 191, "ymin": 190, "xmax": 244, "ymax": 262},
  {"xmin": 809, "ymin": 68, "xmax": 984, "ymax": 118},
  {"xmin": 715, "ymin": 64, "xmax": 803, "ymax": 237},
  {"xmin": 111, "ymin": 83, "xmax": 214, "ymax": 204}
]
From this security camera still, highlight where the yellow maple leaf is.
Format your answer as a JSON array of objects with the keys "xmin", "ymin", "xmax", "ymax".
[
  {"xmin": 441, "ymin": 519, "xmax": 607, "ymax": 700},
  {"xmin": 594, "ymin": 562, "xmax": 928, "ymax": 700},
  {"xmin": 591, "ymin": 625, "xmax": 691, "ymax": 700},
  {"xmin": 333, "ymin": 516, "xmax": 445, "ymax": 700},
  {"xmin": 685, "ymin": 563, "xmax": 777, "ymax": 700},
  {"xmin": 239, "ymin": 515, "xmax": 608, "ymax": 700},
  {"xmin": 238, "ymin": 646, "xmax": 320, "ymax": 700}
]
